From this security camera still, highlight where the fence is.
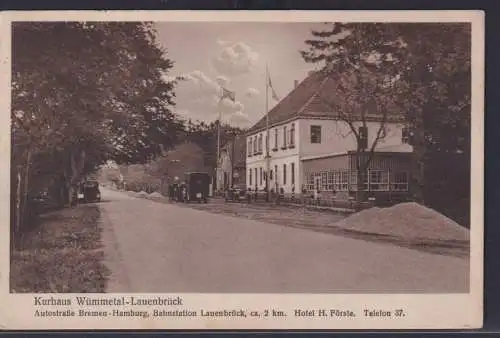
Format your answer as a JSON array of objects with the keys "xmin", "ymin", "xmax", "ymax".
[{"xmin": 241, "ymin": 191, "xmax": 373, "ymax": 212}]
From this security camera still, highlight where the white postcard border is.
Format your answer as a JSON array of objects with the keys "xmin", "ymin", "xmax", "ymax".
[{"xmin": 0, "ymin": 10, "xmax": 484, "ymax": 330}]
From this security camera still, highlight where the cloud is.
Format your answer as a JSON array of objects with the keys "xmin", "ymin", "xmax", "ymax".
[
  {"xmin": 175, "ymin": 70, "xmax": 246, "ymax": 124},
  {"xmin": 228, "ymin": 111, "xmax": 251, "ymax": 127},
  {"xmin": 216, "ymin": 38, "xmax": 231, "ymax": 46},
  {"xmin": 215, "ymin": 75, "xmax": 230, "ymax": 87},
  {"xmin": 211, "ymin": 41, "xmax": 259, "ymax": 76},
  {"xmin": 245, "ymin": 87, "xmax": 260, "ymax": 98},
  {"xmin": 161, "ymin": 72, "xmax": 187, "ymax": 84},
  {"xmin": 161, "ymin": 74, "xmax": 177, "ymax": 83},
  {"xmin": 180, "ymin": 70, "xmax": 220, "ymax": 96},
  {"xmin": 178, "ymin": 109, "xmax": 217, "ymax": 123},
  {"xmin": 221, "ymin": 99, "xmax": 244, "ymax": 114},
  {"xmin": 211, "ymin": 95, "xmax": 244, "ymax": 115}
]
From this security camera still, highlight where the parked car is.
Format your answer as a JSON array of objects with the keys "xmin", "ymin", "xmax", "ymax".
[
  {"xmin": 184, "ymin": 172, "xmax": 210, "ymax": 203},
  {"xmin": 80, "ymin": 181, "xmax": 101, "ymax": 203},
  {"xmin": 224, "ymin": 184, "xmax": 247, "ymax": 202}
]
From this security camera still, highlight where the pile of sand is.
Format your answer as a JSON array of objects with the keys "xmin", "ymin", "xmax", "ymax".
[
  {"xmin": 137, "ymin": 191, "xmax": 149, "ymax": 197},
  {"xmin": 149, "ymin": 192, "xmax": 164, "ymax": 198},
  {"xmin": 334, "ymin": 202, "xmax": 469, "ymax": 242}
]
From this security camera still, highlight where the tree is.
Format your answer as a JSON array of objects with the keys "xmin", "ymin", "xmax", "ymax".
[
  {"xmin": 301, "ymin": 23, "xmax": 471, "ymax": 223},
  {"xmin": 185, "ymin": 119, "xmax": 244, "ymax": 176},
  {"xmin": 11, "ymin": 22, "xmax": 183, "ymax": 243},
  {"xmin": 302, "ymin": 23, "xmax": 408, "ymax": 202}
]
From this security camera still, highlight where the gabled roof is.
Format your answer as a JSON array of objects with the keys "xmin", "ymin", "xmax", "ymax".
[
  {"xmin": 248, "ymin": 71, "xmax": 327, "ymax": 134},
  {"xmin": 247, "ymin": 70, "xmax": 405, "ymax": 134}
]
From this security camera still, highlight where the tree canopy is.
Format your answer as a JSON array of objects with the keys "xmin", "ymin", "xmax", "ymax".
[
  {"xmin": 301, "ymin": 22, "xmax": 471, "ymax": 224},
  {"xmin": 11, "ymin": 22, "xmax": 184, "ymax": 241}
]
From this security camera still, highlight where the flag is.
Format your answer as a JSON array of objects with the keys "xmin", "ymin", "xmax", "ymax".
[
  {"xmin": 220, "ymin": 87, "xmax": 235, "ymax": 102},
  {"xmin": 267, "ymin": 71, "xmax": 280, "ymax": 102}
]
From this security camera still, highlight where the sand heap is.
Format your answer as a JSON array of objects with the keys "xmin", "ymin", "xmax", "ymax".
[
  {"xmin": 149, "ymin": 192, "xmax": 164, "ymax": 198},
  {"xmin": 334, "ymin": 202, "xmax": 469, "ymax": 242}
]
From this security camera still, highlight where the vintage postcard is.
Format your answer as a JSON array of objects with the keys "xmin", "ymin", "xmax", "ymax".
[{"xmin": 0, "ymin": 10, "xmax": 483, "ymax": 330}]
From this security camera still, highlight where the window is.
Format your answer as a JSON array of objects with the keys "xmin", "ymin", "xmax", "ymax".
[
  {"xmin": 402, "ymin": 127, "xmax": 411, "ymax": 144},
  {"xmin": 249, "ymin": 169, "xmax": 252, "ymax": 186},
  {"xmin": 310, "ymin": 125, "xmax": 321, "ymax": 143},
  {"xmin": 392, "ymin": 171, "xmax": 409, "ymax": 191},
  {"xmin": 260, "ymin": 167, "xmax": 263, "ymax": 185},
  {"xmin": 274, "ymin": 128, "xmax": 278, "ymax": 150},
  {"xmin": 321, "ymin": 172, "xmax": 328, "ymax": 191},
  {"xmin": 258, "ymin": 134, "xmax": 263, "ymax": 153},
  {"xmin": 254, "ymin": 168, "xmax": 257, "ymax": 187},
  {"xmin": 349, "ymin": 170, "xmax": 357, "ymax": 189},
  {"xmin": 349, "ymin": 170, "xmax": 368, "ymax": 191},
  {"xmin": 265, "ymin": 134, "xmax": 268, "ymax": 153},
  {"xmin": 270, "ymin": 169, "xmax": 273, "ymax": 181},
  {"xmin": 253, "ymin": 136, "xmax": 258, "ymax": 155},
  {"xmin": 369, "ymin": 170, "xmax": 389, "ymax": 191},
  {"xmin": 341, "ymin": 170, "xmax": 350, "ymax": 191},
  {"xmin": 327, "ymin": 171, "xmax": 334, "ymax": 191},
  {"xmin": 358, "ymin": 126, "xmax": 368, "ymax": 149},
  {"xmin": 291, "ymin": 163, "xmax": 295, "ymax": 185},
  {"xmin": 282, "ymin": 126, "xmax": 288, "ymax": 148},
  {"xmin": 283, "ymin": 164, "xmax": 287, "ymax": 185},
  {"xmin": 274, "ymin": 165, "xmax": 278, "ymax": 185},
  {"xmin": 306, "ymin": 173, "xmax": 315, "ymax": 191},
  {"xmin": 248, "ymin": 139, "xmax": 252, "ymax": 157},
  {"xmin": 290, "ymin": 123, "xmax": 295, "ymax": 147},
  {"xmin": 331, "ymin": 171, "xmax": 339, "ymax": 191}
]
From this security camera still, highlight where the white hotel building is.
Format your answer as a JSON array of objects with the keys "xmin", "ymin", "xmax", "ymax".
[{"xmin": 245, "ymin": 71, "xmax": 414, "ymax": 202}]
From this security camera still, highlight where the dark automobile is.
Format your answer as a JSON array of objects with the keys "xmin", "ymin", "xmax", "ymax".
[
  {"xmin": 184, "ymin": 172, "xmax": 210, "ymax": 203},
  {"xmin": 80, "ymin": 181, "xmax": 101, "ymax": 203},
  {"xmin": 224, "ymin": 184, "xmax": 247, "ymax": 202}
]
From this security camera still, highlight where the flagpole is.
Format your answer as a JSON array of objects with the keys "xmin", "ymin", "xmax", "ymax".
[
  {"xmin": 265, "ymin": 64, "xmax": 270, "ymax": 202},
  {"xmin": 216, "ymin": 96, "xmax": 222, "ymax": 194}
]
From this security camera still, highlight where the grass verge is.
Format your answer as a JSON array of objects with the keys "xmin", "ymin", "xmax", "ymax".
[{"xmin": 10, "ymin": 204, "xmax": 109, "ymax": 293}]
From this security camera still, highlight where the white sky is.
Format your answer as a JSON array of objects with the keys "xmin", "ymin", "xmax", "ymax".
[{"xmin": 155, "ymin": 22, "xmax": 327, "ymax": 128}]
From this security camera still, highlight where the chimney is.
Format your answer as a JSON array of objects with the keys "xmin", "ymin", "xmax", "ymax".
[{"xmin": 294, "ymin": 80, "xmax": 299, "ymax": 88}]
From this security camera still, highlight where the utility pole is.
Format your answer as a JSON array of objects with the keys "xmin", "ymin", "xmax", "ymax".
[
  {"xmin": 265, "ymin": 65, "xmax": 271, "ymax": 202},
  {"xmin": 216, "ymin": 98, "xmax": 222, "ymax": 194},
  {"xmin": 231, "ymin": 130, "xmax": 237, "ymax": 187}
]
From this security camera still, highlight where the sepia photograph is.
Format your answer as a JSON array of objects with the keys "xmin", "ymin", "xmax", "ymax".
[{"xmin": 0, "ymin": 10, "xmax": 483, "ymax": 330}]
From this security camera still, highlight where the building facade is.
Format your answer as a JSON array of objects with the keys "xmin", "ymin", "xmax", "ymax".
[
  {"xmin": 245, "ymin": 70, "xmax": 413, "ymax": 202},
  {"xmin": 217, "ymin": 135, "xmax": 246, "ymax": 191}
]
